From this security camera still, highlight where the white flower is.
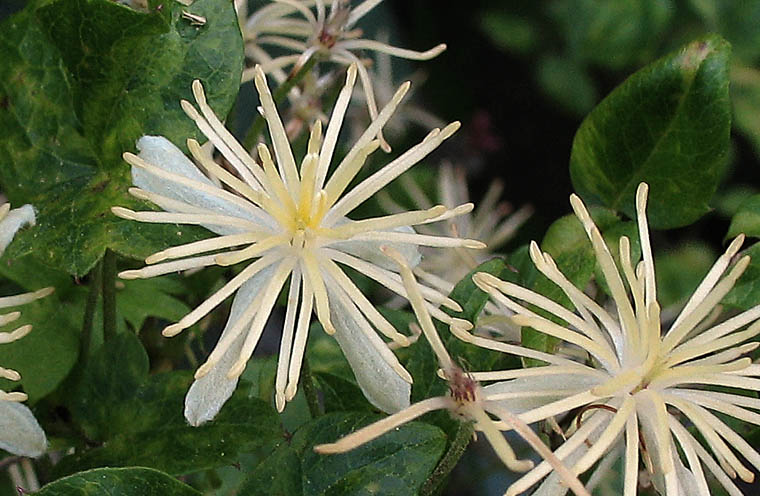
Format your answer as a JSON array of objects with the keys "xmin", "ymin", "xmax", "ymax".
[
  {"xmin": 113, "ymin": 64, "xmax": 481, "ymax": 425},
  {"xmin": 315, "ymin": 246, "xmax": 590, "ymax": 496},
  {"xmin": 240, "ymin": 0, "xmax": 446, "ymax": 149},
  {"xmin": 0, "ymin": 203, "xmax": 52, "ymax": 457},
  {"xmin": 347, "ymin": 31, "xmax": 446, "ymax": 140},
  {"xmin": 465, "ymin": 183, "xmax": 760, "ymax": 496}
]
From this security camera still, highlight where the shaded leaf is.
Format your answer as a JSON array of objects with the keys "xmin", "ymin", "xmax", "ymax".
[
  {"xmin": 56, "ymin": 371, "xmax": 284, "ymax": 477},
  {"xmin": 239, "ymin": 412, "xmax": 445, "ymax": 496},
  {"xmin": 117, "ymin": 277, "xmax": 191, "ymax": 332},
  {"xmin": 537, "ymin": 55, "xmax": 597, "ymax": 116},
  {"xmin": 314, "ymin": 372, "xmax": 374, "ymax": 414},
  {"xmin": 655, "ymin": 242, "xmax": 716, "ymax": 310},
  {"xmin": 70, "ymin": 332, "xmax": 150, "ymax": 441},
  {"xmin": 36, "ymin": 467, "xmax": 201, "ymax": 496},
  {"xmin": 723, "ymin": 242, "xmax": 760, "ymax": 311},
  {"xmin": 0, "ymin": 0, "xmax": 243, "ymax": 275},
  {"xmin": 549, "ymin": 0, "xmax": 674, "ymax": 70},
  {"xmin": 570, "ymin": 35, "xmax": 731, "ymax": 229},
  {"xmin": 727, "ymin": 194, "xmax": 760, "ymax": 239},
  {"xmin": 237, "ymin": 444, "xmax": 302, "ymax": 496}
]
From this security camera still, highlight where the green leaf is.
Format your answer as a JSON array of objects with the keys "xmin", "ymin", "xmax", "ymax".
[
  {"xmin": 237, "ymin": 412, "xmax": 446, "ymax": 496},
  {"xmin": 727, "ymin": 194, "xmax": 760, "ymax": 239},
  {"xmin": 55, "ymin": 372, "xmax": 284, "ymax": 477},
  {"xmin": 0, "ymin": 0, "xmax": 243, "ymax": 275},
  {"xmin": 537, "ymin": 56, "xmax": 597, "ymax": 116},
  {"xmin": 314, "ymin": 372, "xmax": 374, "ymax": 414},
  {"xmin": 732, "ymin": 65, "xmax": 760, "ymax": 159},
  {"xmin": 723, "ymin": 242, "xmax": 760, "ymax": 311},
  {"xmin": 237, "ymin": 444, "xmax": 302, "ymax": 496},
  {"xmin": 117, "ymin": 278, "xmax": 191, "ymax": 332},
  {"xmin": 36, "ymin": 467, "xmax": 201, "ymax": 496},
  {"xmin": 569, "ymin": 35, "xmax": 731, "ymax": 229},
  {"xmin": 70, "ymin": 332, "xmax": 150, "ymax": 441},
  {"xmin": 0, "ymin": 283, "xmax": 80, "ymax": 401},
  {"xmin": 655, "ymin": 242, "xmax": 716, "ymax": 310}
]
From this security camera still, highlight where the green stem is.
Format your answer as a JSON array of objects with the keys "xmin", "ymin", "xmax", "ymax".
[
  {"xmin": 79, "ymin": 260, "xmax": 103, "ymax": 363},
  {"xmin": 102, "ymin": 249, "xmax": 117, "ymax": 342},
  {"xmin": 301, "ymin": 356, "xmax": 321, "ymax": 418},
  {"xmin": 419, "ymin": 421, "xmax": 475, "ymax": 496},
  {"xmin": 242, "ymin": 54, "xmax": 320, "ymax": 150}
]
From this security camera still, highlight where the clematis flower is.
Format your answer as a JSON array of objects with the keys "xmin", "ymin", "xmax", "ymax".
[
  {"xmin": 379, "ymin": 162, "xmax": 531, "ymax": 341},
  {"xmin": 315, "ymin": 246, "xmax": 590, "ymax": 496},
  {"xmin": 464, "ymin": 183, "xmax": 760, "ymax": 496},
  {"xmin": 240, "ymin": 0, "xmax": 446, "ymax": 149},
  {"xmin": 346, "ymin": 31, "xmax": 446, "ymax": 140},
  {"xmin": 0, "ymin": 203, "xmax": 52, "ymax": 457},
  {"xmin": 112, "ymin": 64, "xmax": 481, "ymax": 425}
]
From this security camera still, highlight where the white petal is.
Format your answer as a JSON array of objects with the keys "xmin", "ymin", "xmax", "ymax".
[
  {"xmin": 331, "ymin": 224, "xmax": 422, "ymax": 271},
  {"xmin": 184, "ymin": 266, "xmax": 275, "ymax": 426},
  {"xmin": 0, "ymin": 204, "xmax": 35, "ymax": 256},
  {"xmin": 328, "ymin": 288, "xmax": 411, "ymax": 414},
  {"xmin": 483, "ymin": 372, "xmax": 603, "ymax": 415},
  {"xmin": 0, "ymin": 401, "xmax": 47, "ymax": 457},
  {"xmin": 133, "ymin": 136, "xmax": 253, "ymax": 235}
]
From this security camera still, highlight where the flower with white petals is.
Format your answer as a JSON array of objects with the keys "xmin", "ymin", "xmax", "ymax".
[
  {"xmin": 315, "ymin": 246, "xmax": 590, "ymax": 496},
  {"xmin": 112, "ymin": 64, "xmax": 480, "ymax": 425},
  {"xmin": 380, "ymin": 162, "xmax": 532, "ymax": 341},
  {"xmin": 0, "ymin": 203, "xmax": 52, "ymax": 457},
  {"xmin": 347, "ymin": 31, "xmax": 446, "ymax": 140},
  {"xmin": 240, "ymin": 0, "xmax": 446, "ymax": 149},
  {"xmin": 465, "ymin": 183, "xmax": 760, "ymax": 496}
]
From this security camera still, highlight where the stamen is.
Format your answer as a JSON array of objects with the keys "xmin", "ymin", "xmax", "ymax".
[
  {"xmin": 327, "ymin": 122, "xmax": 460, "ymax": 221},
  {"xmin": 227, "ymin": 260, "xmax": 294, "ymax": 379},
  {"xmin": 276, "ymin": 267, "xmax": 302, "ymax": 411},
  {"xmin": 162, "ymin": 253, "xmax": 279, "ymax": 337},
  {"xmin": 214, "ymin": 234, "xmax": 287, "ymax": 266},
  {"xmin": 253, "ymin": 65, "xmax": 300, "ymax": 192},
  {"xmin": 119, "ymin": 254, "xmax": 217, "ymax": 279},
  {"xmin": 314, "ymin": 396, "xmax": 454, "ymax": 453},
  {"xmin": 382, "ymin": 245, "xmax": 453, "ymax": 370},
  {"xmin": 145, "ymin": 232, "xmax": 262, "ymax": 264},
  {"xmin": 0, "ymin": 287, "xmax": 54, "ymax": 309},
  {"xmin": 302, "ymin": 250, "xmax": 334, "ymax": 334},
  {"xmin": 315, "ymin": 64, "xmax": 358, "ymax": 189}
]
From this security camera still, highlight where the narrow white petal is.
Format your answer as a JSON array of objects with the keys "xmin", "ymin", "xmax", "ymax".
[
  {"xmin": 327, "ymin": 284, "xmax": 411, "ymax": 413},
  {"xmin": 131, "ymin": 136, "xmax": 257, "ymax": 235},
  {"xmin": 184, "ymin": 267, "xmax": 274, "ymax": 426},
  {"xmin": 0, "ymin": 401, "xmax": 47, "ymax": 457}
]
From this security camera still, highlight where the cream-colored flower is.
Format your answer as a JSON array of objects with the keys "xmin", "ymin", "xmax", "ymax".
[
  {"xmin": 240, "ymin": 0, "xmax": 446, "ymax": 149},
  {"xmin": 464, "ymin": 183, "xmax": 760, "ymax": 496},
  {"xmin": 113, "ymin": 64, "xmax": 480, "ymax": 425},
  {"xmin": 347, "ymin": 31, "xmax": 446, "ymax": 140},
  {"xmin": 380, "ymin": 162, "xmax": 532, "ymax": 341},
  {"xmin": 0, "ymin": 203, "xmax": 52, "ymax": 457},
  {"xmin": 315, "ymin": 246, "xmax": 590, "ymax": 496}
]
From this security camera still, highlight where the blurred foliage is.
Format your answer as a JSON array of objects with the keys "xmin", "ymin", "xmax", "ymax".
[
  {"xmin": 480, "ymin": 0, "xmax": 760, "ymax": 161},
  {"xmin": 0, "ymin": 1, "xmax": 758, "ymax": 495}
]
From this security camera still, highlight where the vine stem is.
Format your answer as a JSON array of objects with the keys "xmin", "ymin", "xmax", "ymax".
[
  {"xmin": 301, "ymin": 355, "xmax": 322, "ymax": 418},
  {"xmin": 102, "ymin": 249, "xmax": 117, "ymax": 342},
  {"xmin": 419, "ymin": 420, "xmax": 475, "ymax": 496},
  {"xmin": 79, "ymin": 260, "xmax": 103, "ymax": 363},
  {"xmin": 242, "ymin": 54, "xmax": 320, "ymax": 150}
]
